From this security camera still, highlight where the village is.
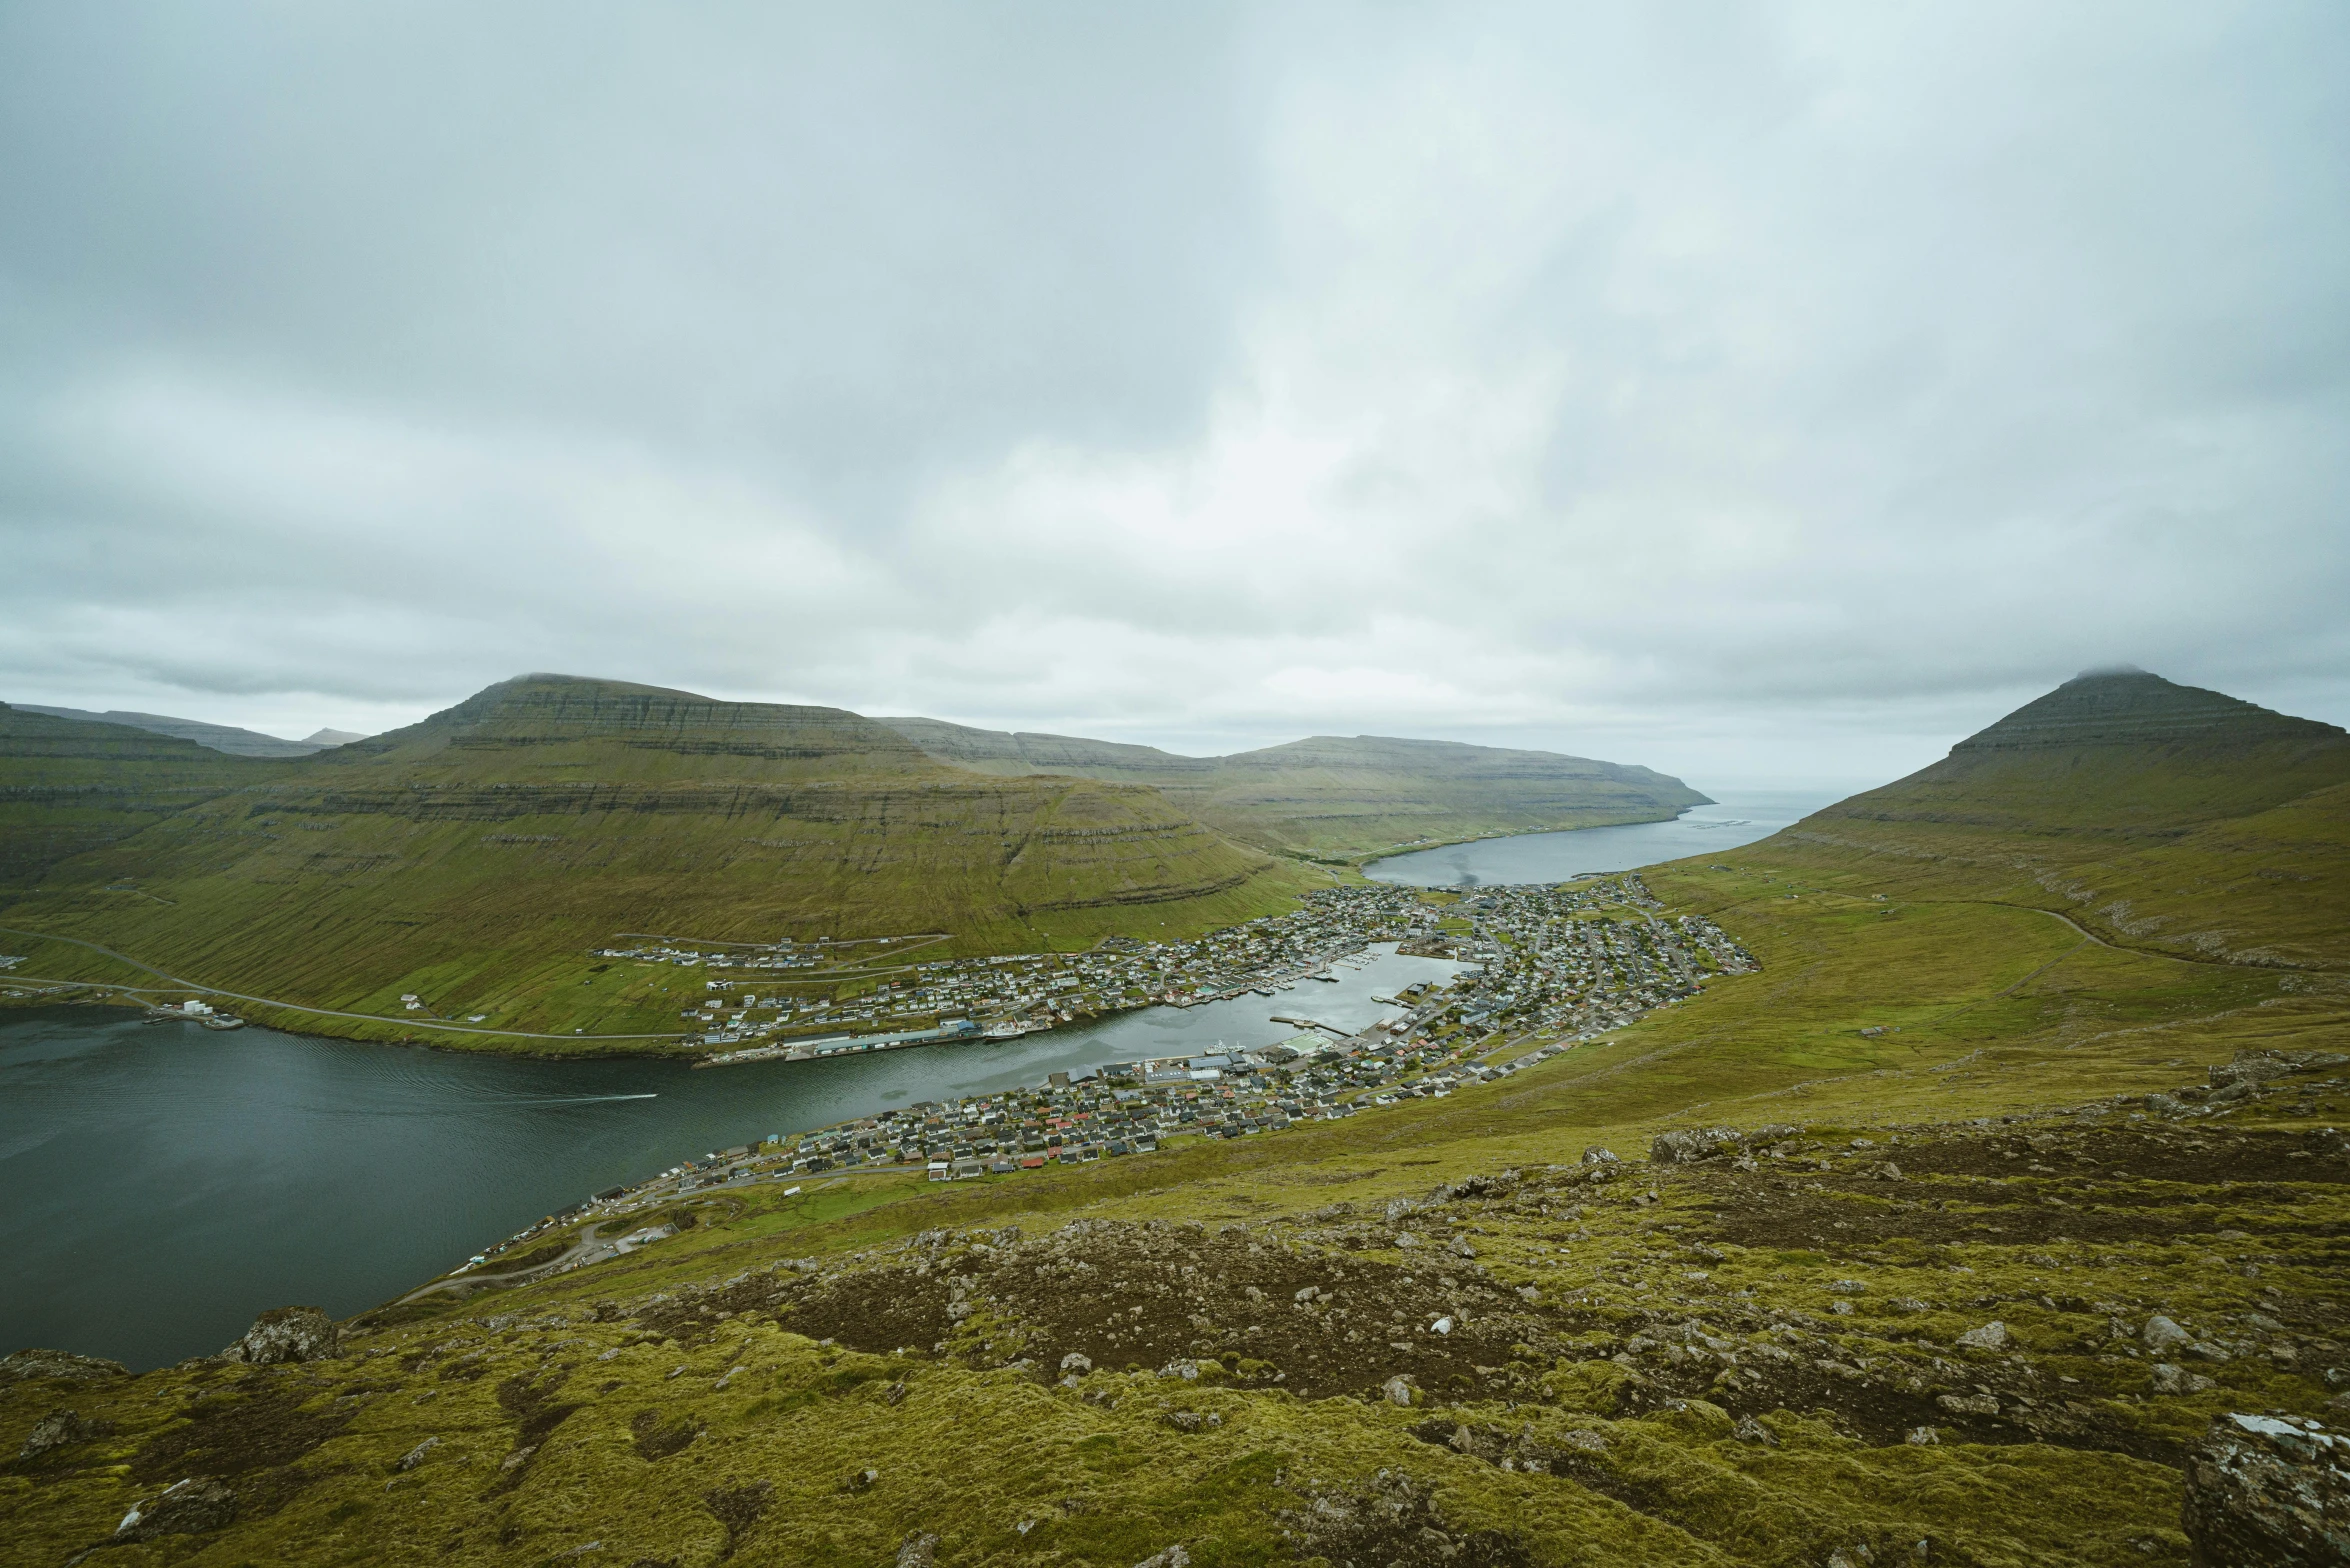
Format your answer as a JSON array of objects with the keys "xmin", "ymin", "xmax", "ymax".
[{"xmin": 448, "ymin": 874, "xmax": 1759, "ymax": 1282}]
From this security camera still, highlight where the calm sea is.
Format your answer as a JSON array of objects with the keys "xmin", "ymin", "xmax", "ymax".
[{"xmin": 0, "ymin": 944, "xmax": 1458, "ymax": 1368}]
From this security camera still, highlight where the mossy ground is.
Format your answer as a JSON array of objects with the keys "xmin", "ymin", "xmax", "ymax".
[{"xmin": 5, "ymin": 860, "xmax": 2342, "ymax": 1566}]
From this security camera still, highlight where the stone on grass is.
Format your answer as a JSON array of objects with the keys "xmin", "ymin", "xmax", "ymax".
[
  {"xmin": 1, "ymin": 1348, "xmax": 128, "ymax": 1382},
  {"xmin": 2150, "ymin": 1363, "xmax": 2217, "ymax": 1396},
  {"xmin": 222, "ymin": 1305, "xmax": 340, "ymax": 1365},
  {"xmin": 1134, "ymin": 1548, "xmax": 1190, "ymax": 1568},
  {"xmin": 1060, "ymin": 1352, "xmax": 1092, "ymax": 1376},
  {"xmin": 1580, "ymin": 1147, "xmax": 1619, "ymax": 1166},
  {"xmin": 116, "ymin": 1477, "xmax": 237, "ymax": 1540},
  {"xmin": 1733, "ymin": 1415, "xmax": 1777, "ymax": 1446},
  {"xmin": 1383, "ymin": 1375, "xmax": 1418, "ymax": 1407},
  {"xmin": 896, "ymin": 1532, "xmax": 940, "ymax": 1568},
  {"xmin": 17, "ymin": 1407, "xmax": 113, "ymax": 1462},
  {"xmin": 2144, "ymin": 1315, "xmax": 2193, "ymax": 1353},
  {"xmin": 1954, "ymin": 1321, "xmax": 2012, "ymax": 1352},
  {"xmin": 1906, "ymin": 1426, "xmax": 1939, "ymax": 1445},
  {"xmin": 2182, "ymin": 1413, "xmax": 2350, "ymax": 1567},
  {"xmin": 393, "ymin": 1436, "xmax": 440, "ymax": 1472}
]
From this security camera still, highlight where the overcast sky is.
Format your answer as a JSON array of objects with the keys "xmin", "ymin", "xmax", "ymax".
[{"xmin": 4, "ymin": 3, "xmax": 2345, "ymax": 791}]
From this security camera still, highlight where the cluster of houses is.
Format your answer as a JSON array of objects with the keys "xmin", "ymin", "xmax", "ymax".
[
  {"xmin": 1430, "ymin": 873, "xmax": 1758, "ymax": 1037},
  {"xmin": 677, "ymin": 884, "xmax": 1443, "ymax": 1063},
  {"xmin": 450, "ymin": 874, "xmax": 1758, "ymax": 1277}
]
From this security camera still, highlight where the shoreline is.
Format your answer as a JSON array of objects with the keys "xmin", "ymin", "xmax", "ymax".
[{"xmin": 1353, "ymin": 803, "xmax": 1703, "ymax": 877}]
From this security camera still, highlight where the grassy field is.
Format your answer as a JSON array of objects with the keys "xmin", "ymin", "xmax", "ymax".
[
  {"xmin": 8, "ymin": 842, "xmax": 2339, "ymax": 1566},
  {"xmin": 5, "ymin": 670, "xmax": 2341, "ymax": 1564}
]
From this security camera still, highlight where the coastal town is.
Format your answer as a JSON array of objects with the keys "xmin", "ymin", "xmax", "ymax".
[{"xmin": 446, "ymin": 874, "xmax": 1759, "ymax": 1284}]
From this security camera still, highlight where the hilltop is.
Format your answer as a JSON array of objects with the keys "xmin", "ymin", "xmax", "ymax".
[
  {"xmin": 16, "ymin": 704, "xmax": 347, "ymax": 759},
  {"xmin": 878, "ymin": 717, "xmax": 1710, "ymax": 860},
  {"xmin": 4, "ymin": 670, "xmax": 2341, "ymax": 1566},
  {"xmin": 0, "ymin": 677, "xmax": 1312, "ymax": 1046},
  {"xmin": 1762, "ymin": 669, "xmax": 2350, "ymax": 969}
]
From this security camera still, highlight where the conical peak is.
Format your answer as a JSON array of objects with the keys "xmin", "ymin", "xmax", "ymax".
[{"xmin": 1955, "ymin": 670, "xmax": 2342, "ymax": 754}]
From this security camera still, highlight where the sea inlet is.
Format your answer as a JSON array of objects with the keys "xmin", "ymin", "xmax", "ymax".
[{"xmin": 1, "ymin": 944, "xmax": 1459, "ymax": 1369}]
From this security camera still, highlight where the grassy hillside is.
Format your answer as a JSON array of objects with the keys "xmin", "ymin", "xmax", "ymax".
[
  {"xmin": 16, "ymin": 704, "xmax": 338, "ymax": 758},
  {"xmin": 7, "ymin": 785, "xmax": 2340, "ymax": 1565},
  {"xmin": 1758, "ymin": 669, "xmax": 2350, "ymax": 970},
  {"xmin": 879, "ymin": 718, "xmax": 1711, "ymax": 861},
  {"xmin": 0, "ymin": 703, "xmax": 273, "ymax": 886},
  {"xmin": 0, "ymin": 678, "xmax": 1318, "ymax": 1047}
]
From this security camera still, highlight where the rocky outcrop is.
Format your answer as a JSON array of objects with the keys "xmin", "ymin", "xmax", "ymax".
[
  {"xmin": 2182, "ymin": 1413, "xmax": 2350, "ymax": 1566},
  {"xmin": 16, "ymin": 1407, "xmax": 114, "ymax": 1462},
  {"xmin": 0, "ymin": 1348, "xmax": 128, "ymax": 1382},
  {"xmin": 221, "ymin": 1305, "xmax": 341, "ymax": 1365},
  {"xmin": 115, "ymin": 1477, "xmax": 237, "ymax": 1540}
]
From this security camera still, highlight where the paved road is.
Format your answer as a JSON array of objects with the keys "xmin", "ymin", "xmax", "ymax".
[
  {"xmin": 396, "ymin": 1222, "xmax": 613, "ymax": 1303},
  {"xmin": 0, "ymin": 925, "xmax": 690, "ymax": 1042}
]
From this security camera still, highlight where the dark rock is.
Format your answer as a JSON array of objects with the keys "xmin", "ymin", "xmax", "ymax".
[
  {"xmin": 17, "ymin": 1407, "xmax": 114, "ymax": 1462},
  {"xmin": 2182, "ymin": 1413, "xmax": 2350, "ymax": 1567},
  {"xmin": 222, "ymin": 1305, "xmax": 341, "ymax": 1365},
  {"xmin": 115, "ymin": 1477, "xmax": 238, "ymax": 1540}
]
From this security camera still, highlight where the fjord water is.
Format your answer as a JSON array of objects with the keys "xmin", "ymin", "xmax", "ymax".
[
  {"xmin": 0, "ymin": 945, "xmax": 1458, "ymax": 1370},
  {"xmin": 1363, "ymin": 792, "xmax": 1836, "ymax": 887}
]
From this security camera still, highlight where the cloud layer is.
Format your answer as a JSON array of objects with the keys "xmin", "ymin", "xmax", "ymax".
[{"xmin": 5, "ymin": 2, "xmax": 2345, "ymax": 789}]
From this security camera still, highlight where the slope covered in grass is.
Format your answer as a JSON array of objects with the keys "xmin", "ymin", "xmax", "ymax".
[
  {"xmin": 1760, "ymin": 669, "xmax": 2350, "ymax": 969},
  {"xmin": 5, "ymin": 852, "xmax": 2342, "ymax": 1567},
  {"xmin": 0, "ymin": 704, "xmax": 272, "ymax": 887},
  {"xmin": 880, "ymin": 718, "xmax": 1710, "ymax": 861},
  {"xmin": 0, "ymin": 677, "xmax": 1314, "ymax": 1045}
]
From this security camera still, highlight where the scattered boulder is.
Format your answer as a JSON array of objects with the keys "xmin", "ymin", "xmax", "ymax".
[
  {"xmin": 896, "ymin": 1532, "xmax": 940, "ymax": 1568},
  {"xmin": 1955, "ymin": 1321, "xmax": 2012, "ymax": 1352},
  {"xmin": 222, "ymin": 1305, "xmax": 341, "ymax": 1365},
  {"xmin": 1733, "ymin": 1415, "xmax": 1777, "ymax": 1446},
  {"xmin": 1281, "ymin": 1470, "xmax": 1531, "ymax": 1568},
  {"xmin": 2151, "ymin": 1364, "xmax": 2216, "ymax": 1396},
  {"xmin": 393, "ymin": 1436, "xmax": 441, "ymax": 1472},
  {"xmin": 1383, "ymin": 1375, "xmax": 1418, "ymax": 1407},
  {"xmin": 1, "ymin": 1348, "xmax": 127, "ymax": 1382},
  {"xmin": 1937, "ymin": 1392, "xmax": 1999, "ymax": 1418},
  {"xmin": 1579, "ymin": 1147, "xmax": 1619, "ymax": 1167},
  {"xmin": 16, "ymin": 1407, "xmax": 113, "ymax": 1462},
  {"xmin": 115, "ymin": 1477, "xmax": 237, "ymax": 1540},
  {"xmin": 1060, "ymin": 1352, "xmax": 1093, "ymax": 1377},
  {"xmin": 1906, "ymin": 1426, "xmax": 1940, "ymax": 1446},
  {"xmin": 1650, "ymin": 1128, "xmax": 1738, "ymax": 1165},
  {"xmin": 2145, "ymin": 1316, "xmax": 2193, "ymax": 1353},
  {"xmin": 2182, "ymin": 1413, "xmax": 2350, "ymax": 1567},
  {"xmin": 1133, "ymin": 1548, "xmax": 1191, "ymax": 1568}
]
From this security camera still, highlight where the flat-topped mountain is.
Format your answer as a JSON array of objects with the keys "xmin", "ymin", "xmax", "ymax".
[
  {"xmin": 1758, "ymin": 669, "xmax": 2350, "ymax": 968},
  {"xmin": 878, "ymin": 718, "xmax": 1709, "ymax": 859},
  {"xmin": 0, "ymin": 676, "xmax": 1300, "ymax": 1043}
]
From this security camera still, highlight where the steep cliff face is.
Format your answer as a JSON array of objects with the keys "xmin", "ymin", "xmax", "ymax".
[
  {"xmin": 1761, "ymin": 670, "xmax": 2350, "ymax": 968},
  {"xmin": 877, "ymin": 720, "xmax": 1710, "ymax": 859}
]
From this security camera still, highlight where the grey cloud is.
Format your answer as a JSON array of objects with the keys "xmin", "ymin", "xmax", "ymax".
[{"xmin": 3, "ymin": 2, "xmax": 2345, "ymax": 783}]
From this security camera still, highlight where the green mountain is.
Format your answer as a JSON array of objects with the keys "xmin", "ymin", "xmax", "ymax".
[
  {"xmin": 0, "ymin": 677, "xmax": 1309, "ymax": 1042},
  {"xmin": 1762, "ymin": 668, "xmax": 2350, "ymax": 968},
  {"xmin": 17, "ymin": 703, "xmax": 341, "ymax": 758},
  {"xmin": 10, "ymin": 671, "xmax": 2344, "ymax": 1565},
  {"xmin": 0, "ymin": 703, "xmax": 270, "ymax": 886},
  {"xmin": 877, "ymin": 717, "xmax": 1710, "ymax": 859}
]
